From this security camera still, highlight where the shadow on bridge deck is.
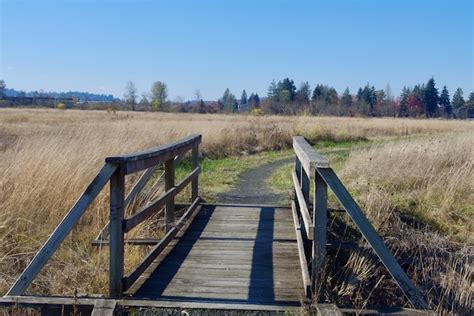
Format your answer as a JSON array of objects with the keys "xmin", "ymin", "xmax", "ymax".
[{"xmin": 132, "ymin": 204, "xmax": 303, "ymax": 307}]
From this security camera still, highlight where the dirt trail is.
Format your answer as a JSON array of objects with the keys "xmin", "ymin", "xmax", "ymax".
[{"xmin": 216, "ymin": 157, "xmax": 293, "ymax": 205}]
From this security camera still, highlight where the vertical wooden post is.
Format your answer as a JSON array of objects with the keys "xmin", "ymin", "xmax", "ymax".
[
  {"xmin": 191, "ymin": 144, "xmax": 199, "ymax": 201},
  {"xmin": 312, "ymin": 168, "xmax": 327, "ymax": 298},
  {"xmin": 109, "ymin": 166, "xmax": 125, "ymax": 298},
  {"xmin": 165, "ymin": 158, "xmax": 175, "ymax": 232},
  {"xmin": 301, "ymin": 167, "xmax": 310, "ymax": 206}
]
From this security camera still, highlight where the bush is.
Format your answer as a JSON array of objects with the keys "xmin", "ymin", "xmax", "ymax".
[{"xmin": 56, "ymin": 103, "xmax": 66, "ymax": 110}]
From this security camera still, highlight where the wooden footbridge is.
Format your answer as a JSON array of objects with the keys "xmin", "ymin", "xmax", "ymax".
[{"xmin": 1, "ymin": 135, "xmax": 430, "ymax": 315}]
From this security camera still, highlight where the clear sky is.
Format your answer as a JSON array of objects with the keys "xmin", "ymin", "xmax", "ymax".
[{"xmin": 1, "ymin": 0, "xmax": 472, "ymax": 100}]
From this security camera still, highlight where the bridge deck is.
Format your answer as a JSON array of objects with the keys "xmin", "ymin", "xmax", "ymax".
[{"xmin": 131, "ymin": 204, "xmax": 304, "ymax": 307}]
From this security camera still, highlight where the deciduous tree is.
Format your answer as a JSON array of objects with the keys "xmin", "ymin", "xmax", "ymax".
[{"xmin": 150, "ymin": 81, "xmax": 168, "ymax": 111}]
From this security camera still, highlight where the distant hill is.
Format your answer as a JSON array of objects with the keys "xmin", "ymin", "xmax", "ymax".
[{"xmin": 4, "ymin": 88, "xmax": 116, "ymax": 102}]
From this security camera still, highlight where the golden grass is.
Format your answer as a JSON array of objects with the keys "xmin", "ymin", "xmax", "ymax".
[
  {"xmin": 0, "ymin": 108, "xmax": 473, "ymax": 302},
  {"xmin": 324, "ymin": 132, "xmax": 474, "ymax": 314}
]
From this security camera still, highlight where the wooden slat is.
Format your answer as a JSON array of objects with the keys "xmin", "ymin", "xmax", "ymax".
[
  {"xmin": 7, "ymin": 163, "xmax": 117, "ymax": 296},
  {"xmin": 292, "ymin": 170, "xmax": 313, "ymax": 240},
  {"xmin": 106, "ymin": 134, "xmax": 201, "ymax": 174},
  {"xmin": 123, "ymin": 198, "xmax": 201, "ymax": 291},
  {"xmin": 123, "ymin": 167, "xmax": 200, "ymax": 232},
  {"xmin": 123, "ymin": 188, "xmax": 174, "ymax": 232},
  {"xmin": 191, "ymin": 144, "xmax": 199, "ymax": 201},
  {"xmin": 291, "ymin": 200, "xmax": 311, "ymax": 298},
  {"xmin": 293, "ymin": 136, "xmax": 330, "ymax": 178},
  {"xmin": 317, "ymin": 168, "xmax": 428, "ymax": 310},
  {"xmin": 91, "ymin": 299, "xmax": 117, "ymax": 316},
  {"xmin": 96, "ymin": 155, "xmax": 189, "ymax": 240}
]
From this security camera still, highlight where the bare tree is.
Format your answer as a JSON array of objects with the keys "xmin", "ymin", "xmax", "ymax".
[{"xmin": 124, "ymin": 81, "xmax": 137, "ymax": 110}]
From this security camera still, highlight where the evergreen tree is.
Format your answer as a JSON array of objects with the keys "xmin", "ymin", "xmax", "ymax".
[
  {"xmin": 399, "ymin": 87, "xmax": 410, "ymax": 117},
  {"xmin": 0, "ymin": 80, "xmax": 5, "ymax": 99},
  {"xmin": 219, "ymin": 88, "xmax": 238, "ymax": 112},
  {"xmin": 424, "ymin": 77, "xmax": 439, "ymax": 117},
  {"xmin": 467, "ymin": 92, "xmax": 474, "ymax": 118},
  {"xmin": 295, "ymin": 82, "xmax": 311, "ymax": 105},
  {"xmin": 341, "ymin": 87, "xmax": 352, "ymax": 108},
  {"xmin": 439, "ymin": 86, "xmax": 451, "ymax": 117},
  {"xmin": 452, "ymin": 88, "xmax": 464, "ymax": 109},
  {"xmin": 240, "ymin": 90, "xmax": 248, "ymax": 105},
  {"xmin": 267, "ymin": 80, "xmax": 277, "ymax": 99}
]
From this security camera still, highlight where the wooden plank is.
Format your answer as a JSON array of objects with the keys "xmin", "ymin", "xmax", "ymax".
[
  {"xmin": 124, "ymin": 165, "xmax": 200, "ymax": 233},
  {"xmin": 191, "ymin": 144, "xmax": 199, "ymax": 201},
  {"xmin": 164, "ymin": 158, "xmax": 175, "ymax": 232},
  {"xmin": 316, "ymin": 304, "xmax": 343, "ymax": 316},
  {"xmin": 312, "ymin": 170, "xmax": 328, "ymax": 298},
  {"xmin": 91, "ymin": 299, "xmax": 117, "ymax": 316},
  {"xmin": 123, "ymin": 188, "xmax": 173, "ymax": 232},
  {"xmin": 123, "ymin": 198, "xmax": 201, "ymax": 291},
  {"xmin": 109, "ymin": 167, "xmax": 125, "ymax": 298},
  {"xmin": 317, "ymin": 168, "xmax": 428, "ymax": 309},
  {"xmin": 106, "ymin": 134, "xmax": 202, "ymax": 174},
  {"xmin": 293, "ymin": 136, "xmax": 330, "ymax": 178},
  {"xmin": 291, "ymin": 200, "xmax": 311, "ymax": 298},
  {"xmin": 6, "ymin": 163, "xmax": 117, "ymax": 296},
  {"xmin": 292, "ymin": 170, "xmax": 313, "ymax": 240}
]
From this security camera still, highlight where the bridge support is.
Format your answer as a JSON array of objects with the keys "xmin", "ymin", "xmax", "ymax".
[
  {"xmin": 312, "ymin": 171, "xmax": 327, "ymax": 299},
  {"xmin": 109, "ymin": 166, "xmax": 125, "ymax": 298}
]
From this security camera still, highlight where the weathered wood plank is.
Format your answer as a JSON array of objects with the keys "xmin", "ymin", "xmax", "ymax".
[
  {"xmin": 106, "ymin": 134, "xmax": 201, "ymax": 174},
  {"xmin": 91, "ymin": 299, "xmax": 117, "ymax": 316},
  {"xmin": 292, "ymin": 170, "xmax": 313, "ymax": 240},
  {"xmin": 164, "ymin": 158, "xmax": 175, "ymax": 232},
  {"xmin": 6, "ymin": 163, "xmax": 117, "ymax": 296},
  {"xmin": 191, "ymin": 144, "xmax": 199, "ymax": 201},
  {"xmin": 293, "ymin": 136, "xmax": 330, "ymax": 178},
  {"xmin": 312, "ymin": 170, "xmax": 328, "ymax": 299},
  {"xmin": 123, "ymin": 198, "xmax": 201, "ymax": 291},
  {"xmin": 291, "ymin": 200, "xmax": 311, "ymax": 298},
  {"xmin": 317, "ymin": 168, "xmax": 428, "ymax": 310},
  {"xmin": 109, "ymin": 167, "xmax": 125, "ymax": 298}
]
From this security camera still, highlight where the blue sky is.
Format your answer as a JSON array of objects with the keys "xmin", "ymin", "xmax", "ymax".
[{"xmin": 1, "ymin": 0, "xmax": 472, "ymax": 100}]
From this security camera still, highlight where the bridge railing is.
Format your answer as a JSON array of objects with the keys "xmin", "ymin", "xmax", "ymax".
[
  {"xmin": 7, "ymin": 134, "xmax": 202, "ymax": 299},
  {"xmin": 291, "ymin": 136, "xmax": 428, "ymax": 310}
]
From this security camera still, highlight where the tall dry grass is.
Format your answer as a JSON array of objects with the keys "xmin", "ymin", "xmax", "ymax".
[
  {"xmin": 323, "ymin": 133, "xmax": 473, "ymax": 314},
  {"xmin": 0, "ymin": 108, "xmax": 473, "ymax": 300}
]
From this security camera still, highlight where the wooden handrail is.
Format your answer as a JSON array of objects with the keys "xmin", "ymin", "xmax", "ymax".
[
  {"xmin": 293, "ymin": 136, "xmax": 330, "ymax": 178},
  {"xmin": 106, "ymin": 134, "xmax": 201, "ymax": 174},
  {"xmin": 7, "ymin": 163, "xmax": 117, "ymax": 296},
  {"xmin": 292, "ymin": 170, "xmax": 313, "ymax": 240}
]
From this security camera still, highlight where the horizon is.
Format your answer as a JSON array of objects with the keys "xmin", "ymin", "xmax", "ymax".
[{"xmin": 1, "ymin": 0, "xmax": 473, "ymax": 100}]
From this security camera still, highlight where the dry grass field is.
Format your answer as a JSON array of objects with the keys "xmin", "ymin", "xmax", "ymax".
[{"xmin": 0, "ymin": 108, "xmax": 473, "ymax": 313}]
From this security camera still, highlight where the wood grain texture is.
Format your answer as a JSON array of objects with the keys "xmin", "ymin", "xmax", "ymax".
[
  {"xmin": 133, "ymin": 204, "xmax": 304, "ymax": 306},
  {"xmin": 293, "ymin": 136, "xmax": 330, "ymax": 178}
]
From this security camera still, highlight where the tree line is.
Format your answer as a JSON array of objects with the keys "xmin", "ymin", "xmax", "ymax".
[{"xmin": 123, "ymin": 77, "xmax": 474, "ymax": 119}]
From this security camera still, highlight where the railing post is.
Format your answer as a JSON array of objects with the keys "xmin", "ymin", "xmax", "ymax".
[
  {"xmin": 109, "ymin": 165, "xmax": 125, "ymax": 298},
  {"xmin": 165, "ymin": 158, "xmax": 175, "ymax": 232},
  {"xmin": 191, "ymin": 144, "xmax": 199, "ymax": 201},
  {"xmin": 312, "ymin": 168, "xmax": 327, "ymax": 299},
  {"xmin": 301, "ymin": 166, "xmax": 310, "ymax": 206}
]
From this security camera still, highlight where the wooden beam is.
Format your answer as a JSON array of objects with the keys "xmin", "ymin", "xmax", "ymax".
[
  {"xmin": 317, "ymin": 168, "xmax": 428, "ymax": 310},
  {"xmin": 109, "ymin": 167, "xmax": 125, "ymax": 298},
  {"xmin": 106, "ymin": 134, "xmax": 201, "ymax": 174},
  {"xmin": 6, "ymin": 163, "xmax": 117, "ymax": 296},
  {"xmin": 122, "ymin": 198, "xmax": 201, "ymax": 291},
  {"xmin": 291, "ymin": 200, "xmax": 311, "ymax": 298},
  {"xmin": 312, "ymin": 170, "xmax": 328, "ymax": 299},
  {"xmin": 123, "ymin": 188, "xmax": 174, "ymax": 233},
  {"xmin": 91, "ymin": 299, "xmax": 117, "ymax": 316},
  {"xmin": 292, "ymin": 170, "xmax": 313, "ymax": 240},
  {"xmin": 164, "ymin": 158, "xmax": 175, "ymax": 232},
  {"xmin": 123, "ymin": 167, "xmax": 200, "ymax": 233},
  {"xmin": 293, "ymin": 136, "xmax": 330, "ymax": 179},
  {"xmin": 191, "ymin": 144, "xmax": 199, "ymax": 201}
]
